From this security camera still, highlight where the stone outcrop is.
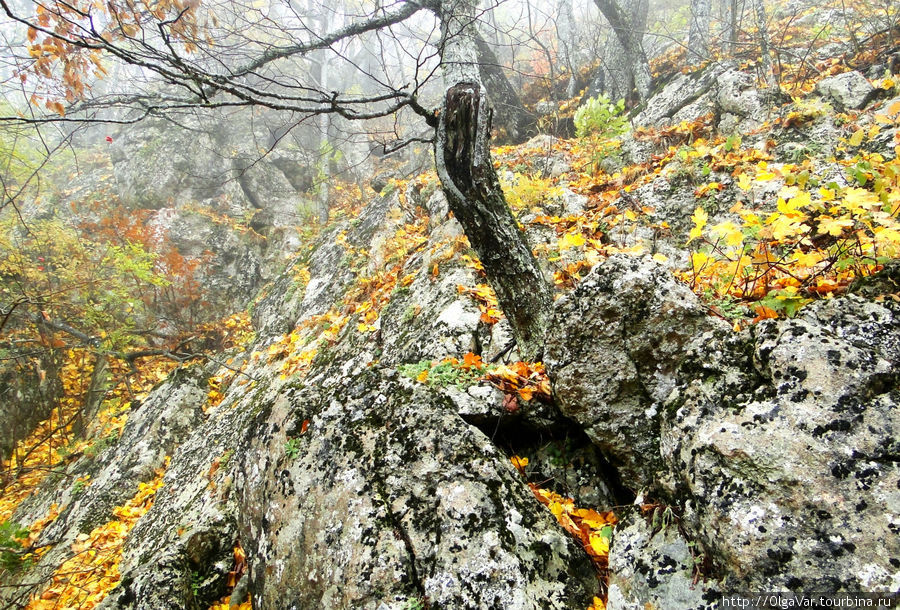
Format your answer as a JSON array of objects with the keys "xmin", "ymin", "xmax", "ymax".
[
  {"xmin": 548, "ymin": 256, "xmax": 900, "ymax": 602},
  {"xmin": 814, "ymin": 71, "xmax": 877, "ymax": 111}
]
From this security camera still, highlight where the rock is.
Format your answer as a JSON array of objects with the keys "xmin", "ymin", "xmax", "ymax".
[
  {"xmin": 545, "ymin": 255, "xmax": 725, "ymax": 490},
  {"xmin": 664, "ymin": 296, "xmax": 900, "ymax": 590},
  {"xmin": 714, "ymin": 69, "xmax": 767, "ymax": 133},
  {"xmin": 1, "ymin": 364, "xmax": 213, "ymax": 609},
  {"xmin": 560, "ymin": 190, "xmax": 587, "ymax": 215},
  {"xmin": 371, "ymin": 169, "xmax": 401, "ymax": 194},
  {"xmin": 607, "ymin": 510, "xmax": 719, "ymax": 610},
  {"xmin": 815, "ymin": 71, "xmax": 876, "ymax": 110},
  {"xmin": 235, "ymin": 368, "xmax": 600, "ymax": 609},
  {"xmin": 634, "ymin": 64, "xmax": 726, "ymax": 128},
  {"xmin": 0, "ymin": 351, "xmax": 62, "ymax": 459},
  {"xmin": 547, "ymin": 254, "xmax": 900, "ymax": 593}
]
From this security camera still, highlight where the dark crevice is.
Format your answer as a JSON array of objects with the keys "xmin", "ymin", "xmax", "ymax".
[{"xmin": 461, "ymin": 408, "xmax": 635, "ymax": 507}]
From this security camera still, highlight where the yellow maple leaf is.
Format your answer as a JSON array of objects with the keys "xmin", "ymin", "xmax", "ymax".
[
  {"xmin": 710, "ymin": 221, "xmax": 744, "ymax": 247},
  {"xmin": 688, "ymin": 207, "xmax": 708, "ymax": 242},
  {"xmin": 589, "ymin": 533, "xmax": 610, "ymax": 556},
  {"xmin": 817, "ymin": 216, "xmax": 854, "ymax": 236},
  {"xmin": 558, "ymin": 231, "xmax": 586, "ymax": 250}
]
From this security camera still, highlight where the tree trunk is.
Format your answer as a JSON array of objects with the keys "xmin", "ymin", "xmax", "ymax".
[
  {"xmin": 688, "ymin": 0, "xmax": 712, "ymax": 64},
  {"xmin": 752, "ymin": 0, "xmax": 777, "ymax": 89},
  {"xmin": 435, "ymin": 84, "xmax": 552, "ymax": 360},
  {"xmin": 721, "ymin": 0, "xmax": 741, "ymax": 56},
  {"xmin": 434, "ymin": 0, "xmax": 553, "ymax": 361},
  {"xmin": 77, "ymin": 354, "xmax": 110, "ymax": 437},
  {"xmin": 474, "ymin": 33, "xmax": 535, "ymax": 143},
  {"xmin": 593, "ymin": 0, "xmax": 651, "ymax": 103},
  {"xmin": 557, "ymin": 0, "xmax": 579, "ymax": 99}
]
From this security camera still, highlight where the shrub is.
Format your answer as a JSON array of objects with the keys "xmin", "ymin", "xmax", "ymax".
[{"xmin": 574, "ymin": 95, "xmax": 629, "ymax": 139}]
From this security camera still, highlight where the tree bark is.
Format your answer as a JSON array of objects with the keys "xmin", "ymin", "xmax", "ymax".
[
  {"xmin": 593, "ymin": 0, "xmax": 651, "ymax": 103},
  {"xmin": 435, "ymin": 84, "xmax": 552, "ymax": 360},
  {"xmin": 433, "ymin": 0, "xmax": 553, "ymax": 361},
  {"xmin": 721, "ymin": 0, "xmax": 741, "ymax": 56},
  {"xmin": 688, "ymin": 0, "xmax": 712, "ymax": 64},
  {"xmin": 474, "ymin": 33, "xmax": 535, "ymax": 143},
  {"xmin": 557, "ymin": 0, "xmax": 579, "ymax": 99},
  {"xmin": 752, "ymin": 0, "xmax": 777, "ymax": 89}
]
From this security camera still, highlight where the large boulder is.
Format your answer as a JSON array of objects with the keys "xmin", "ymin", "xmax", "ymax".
[
  {"xmin": 634, "ymin": 64, "xmax": 727, "ymax": 128},
  {"xmin": 815, "ymin": 71, "xmax": 876, "ymax": 111},
  {"xmin": 235, "ymin": 367, "xmax": 599, "ymax": 609},
  {"xmin": 548, "ymin": 255, "xmax": 900, "ymax": 594},
  {"xmin": 665, "ymin": 295, "xmax": 900, "ymax": 591},
  {"xmin": 545, "ymin": 255, "xmax": 724, "ymax": 489},
  {"xmin": 714, "ymin": 69, "xmax": 768, "ymax": 133}
]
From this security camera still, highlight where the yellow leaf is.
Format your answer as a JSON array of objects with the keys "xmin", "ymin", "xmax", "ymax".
[
  {"xmin": 737, "ymin": 173, "xmax": 752, "ymax": 190},
  {"xmin": 558, "ymin": 231, "xmax": 586, "ymax": 250},
  {"xmin": 688, "ymin": 207, "xmax": 708, "ymax": 242},
  {"xmin": 710, "ymin": 221, "xmax": 744, "ymax": 247},
  {"xmin": 875, "ymin": 227, "xmax": 900, "ymax": 244},
  {"xmin": 589, "ymin": 533, "xmax": 610, "ymax": 556},
  {"xmin": 690, "ymin": 251, "xmax": 709, "ymax": 270},
  {"xmin": 651, "ymin": 253, "xmax": 669, "ymax": 263},
  {"xmin": 848, "ymin": 128, "xmax": 864, "ymax": 147},
  {"xmin": 510, "ymin": 456, "xmax": 529, "ymax": 469},
  {"xmin": 817, "ymin": 216, "xmax": 853, "ymax": 236}
]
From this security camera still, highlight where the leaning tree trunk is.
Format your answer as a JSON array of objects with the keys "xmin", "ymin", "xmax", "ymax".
[
  {"xmin": 594, "ymin": 0, "xmax": 652, "ymax": 103},
  {"xmin": 474, "ymin": 33, "xmax": 535, "ymax": 143},
  {"xmin": 433, "ymin": 0, "xmax": 553, "ymax": 361}
]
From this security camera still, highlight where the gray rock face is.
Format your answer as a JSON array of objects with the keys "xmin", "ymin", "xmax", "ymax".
[
  {"xmin": 815, "ymin": 71, "xmax": 876, "ymax": 110},
  {"xmin": 0, "ymin": 351, "xmax": 61, "ymax": 459},
  {"xmin": 549, "ymin": 255, "xmax": 900, "ymax": 595},
  {"xmin": 236, "ymin": 368, "xmax": 599, "ymax": 609},
  {"xmin": 545, "ymin": 255, "xmax": 724, "ymax": 489},
  {"xmin": 607, "ymin": 511, "xmax": 718, "ymax": 610},
  {"xmin": 634, "ymin": 65, "xmax": 729, "ymax": 129},
  {"xmin": 0, "ymin": 364, "xmax": 211, "ymax": 609},
  {"xmin": 665, "ymin": 296, "xmax": 900, "ymax": 591},
  {"xmin": 714, "ymin": 69, "xmax": 767, "ymax": 133}
]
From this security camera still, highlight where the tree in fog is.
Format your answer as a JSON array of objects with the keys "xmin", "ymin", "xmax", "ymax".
[
  {"xmin": 0, "ymin": 0, "xmax": 553, "ymax": 357},
  {"xmin": 592, "ymin": 0, "xmax": 651, "ymax": 103}
]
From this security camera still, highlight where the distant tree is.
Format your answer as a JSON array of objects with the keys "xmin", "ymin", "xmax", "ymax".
[
  {"xmin": 592, "ymin": 0, "xmax": 652, "ymax": 103},
  {"xmin": 688, "ymin": 0, "xmax": 712, "ymax": 64},
  {"xmin": 557, "ymin": 0, "xmax": 579, "ymax": 99},
  {"xmin": 0, "ymin": 0, "xmax": 553, "ymax": 358}
]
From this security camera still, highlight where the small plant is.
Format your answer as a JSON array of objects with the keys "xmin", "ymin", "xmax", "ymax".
[
  {"xmin": 574, "ymin": 94, "xmax": 629, "ymax": 139},
  {"xmin": 71, "ymin": 477, "xmax": 90, "ymax": 496},
  {"xmin": 401, "ymin": 304, "xmax": 419, "ymax": 323},
  {"xmin": 190, "ymin": 569, "xmax": 203, "ymax": 598},
  {"xmin": 220, "ymin": 449, "xmax": 235, "ymax": 469},
  {"xmin": 500, "ymin": 172, "xmax": 565, "ymax": 212},
  {"xmin": 398, "ymin": 356, "xmax": 486, "ymax": 388},
  {"xmin": 0, "ymin": 521, "xmax": 30, "ymax": 573},
  {"xmin": 84, "ymin": 432, "xmax": 119, "ymax": 458},
  {"xmin": 284, "ymin": 438, "xmax": 302, "ymax": 460},
  {"xmin": 403, "ymin": 599, "xmax": 425, "ymax": 610}
]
